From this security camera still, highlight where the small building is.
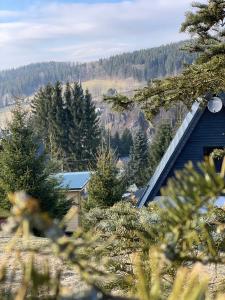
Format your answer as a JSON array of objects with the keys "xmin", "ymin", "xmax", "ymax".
[
  {"xmin": 139, "ymin": 93, "xmax": 225, "ymax": 207},
  {"xmin": 55, "ymin": 171, "xmax": 91, "ymax": 234},
  {"xmin": 55, "ymin": 171, "xmax": 91, "ymax": 206}
]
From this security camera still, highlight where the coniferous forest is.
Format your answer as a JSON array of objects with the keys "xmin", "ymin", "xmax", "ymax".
[{"xmin": 0, "ymin": 41, "xmax": 196, "ymax": 106}]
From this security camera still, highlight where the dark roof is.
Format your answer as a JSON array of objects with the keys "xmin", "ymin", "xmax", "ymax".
[{"xmin": 138, "ymin": 102, "xmax": 205, "ymax": 208}]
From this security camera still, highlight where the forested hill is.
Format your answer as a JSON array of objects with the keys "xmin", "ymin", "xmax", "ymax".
[{"xmin": 0, "ymin": 41, "xmax": 196, "ymax": 107}]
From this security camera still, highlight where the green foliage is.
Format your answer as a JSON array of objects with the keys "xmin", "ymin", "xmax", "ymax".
[
  {"xmin": 81, "ymin": 201, "xmax": 160, "ymax": 292},
  {"xmin": 82, "ymin": 160, "xmax": 225, "ymax": 295},
  {"xmin": 105, "ymin": 0, "xmax": 225, "ymax": 120},
  {"xmin": 127, "ymin": 129, "xmax": 149, "ymax": 187},
  {"xmin": 0, "ymin": 104, "xmax": 69, "ymax": 218},
  {"xmin": 149, "ymin": 123, "xmax": 173, "ymax": 176},
  {"xmin": 32, "ymin": 82, "xmax": 100, "ymax": 171},
  {"xmin": 83, "ymin": 90, "xmax": 101, "ymax": 164},
  {"xmin": 110, "ymin": 129, "xmax": 133, "ymax": 157},
  {"xmin": 86, "ymin": 148, "xmax": 124, "ymax": 209},
  {"xmin": 180, "ymin": 0, "xmax": 225, "ymax": 63},
  {"xmin": 134, "ymin": 251, "xmax": 221, "ymax": 300},
  {"xmin": 159, "ymin": 161, "xmax": 225, "ymax": 264},
  {"xmin": 210, "ymin": 148, "xmax": 225, "ymax": 160},
  {"xmin": 0, "ymin": 41, "xmax": 196, "ymax": 104},
  {"xmin": 0, "ymin": 161, "xmax": 225, "ymax": 299},
  {"xmin": 120, "ymin": 129, "xmax": 133, "ymax": 157}
]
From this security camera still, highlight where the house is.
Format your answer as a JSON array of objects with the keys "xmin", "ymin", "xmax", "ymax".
[
  {"xmin": 138, "ymin": 93, "xmax": 225, "ymax": 208},
  {"xmin": 54, "ymin": 171, "xmax": 91, "ymax": 234},
  {"xmin": 55, "ymin": 171, "xmax": 91, "ymax": 206}
]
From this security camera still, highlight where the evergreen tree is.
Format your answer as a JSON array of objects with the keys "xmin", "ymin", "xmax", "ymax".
[
  {"xmin": 82, "ymin": 90, "xmax": 100, "ymax": 167},
  {"xmin": 110, "ymin": 131, "xmax": 121, "ymax": 156},
  {"xmin": 32, "ymin": 81, "xmax": 101, "ymax": 171},
  {"xmin": 106, "ymin": 0, "xmax": 225, "ymax": 121},
  {"xmin": 181, "ymin": 0, "xmax": 225, "ymax": 63},
  {"xmin": 0, "ymin": 104, "xmax": 69, "ymax": 218},
  {"xmin": 149, "ymin": 122, "xmax": 173, "ymax": 176},
  {"xmin": 120, "ymin": 128, "xmax": 133, "ymax": 157},
  {"xmin": 62, "ymin": 82, "xmax": 73, "ymax": 169},
  {"xmin": 86, "ymin": 148, "xmax": 124, "ymax": 209},
  {"xmin": 32, "ymin": 84, "xmax": 53, "ymax": 150},
  {"xmin": 49, "ymin": 81, "xmax": 66, "ymax": 159},
  {"xmin": 127, "ymin": 129, "xmax": 149, "ymax": 187},
  {"xmin": 67, "ymin": 82, "xmax": 85, "ymax": 170}
]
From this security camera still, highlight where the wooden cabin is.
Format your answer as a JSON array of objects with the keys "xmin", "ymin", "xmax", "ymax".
[{"xmin": 138, "ymin": 93, "xmax": 225, "ymax": 207}]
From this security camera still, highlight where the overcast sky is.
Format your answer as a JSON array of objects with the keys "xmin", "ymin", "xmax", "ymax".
[{"xmin": 0, "ymin": 0, "xmax": 193, "ymax": 70}]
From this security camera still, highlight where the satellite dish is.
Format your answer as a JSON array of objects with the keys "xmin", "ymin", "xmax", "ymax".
[{"xmin": 207, "ymin": 97, "xmax": 223, "ymax": 113}]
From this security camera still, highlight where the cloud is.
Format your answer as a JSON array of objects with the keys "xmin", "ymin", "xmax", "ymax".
[
  {"xmin": 0, "ymin": 0, "xmax": 193, "ymax": 69},
  {"xmin": 0, "ymin": 10, "xmax": 22, "ymax": 18}
]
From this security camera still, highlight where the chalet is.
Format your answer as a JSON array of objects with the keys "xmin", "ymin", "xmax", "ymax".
[{"xmin": 138, "ymin": 93, "xmax": 225, "ymax": 208}]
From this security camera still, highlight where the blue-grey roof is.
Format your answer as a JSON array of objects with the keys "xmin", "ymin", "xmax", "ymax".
[
  {"xmin": 55, "ymin": 171, "xmax": 91, "ymax": 190},
  {"xmin": 138, "ymin": 102, "xmax": 204, "ymax": 208}
]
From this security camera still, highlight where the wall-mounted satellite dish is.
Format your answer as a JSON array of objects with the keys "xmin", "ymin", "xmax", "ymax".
[{"xmin": 207, "ymin": 97, "xmax": 223, "ymax": 113}]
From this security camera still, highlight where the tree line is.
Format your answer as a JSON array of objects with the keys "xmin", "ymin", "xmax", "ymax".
[{"xmin": 0, "ymin": 41, "xmax": 197, "ymax": 106}]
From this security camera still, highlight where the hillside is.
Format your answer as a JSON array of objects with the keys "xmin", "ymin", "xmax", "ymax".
[
  {"xmin": 0, "ymin": 41, "xmax": 196, "ymax": 107},
  {"xmin": 0, "ymin": 79, "xmax": 146, "ymax": 134}
]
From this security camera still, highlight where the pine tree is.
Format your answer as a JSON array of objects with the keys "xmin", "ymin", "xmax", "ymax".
[
  {"xmin": 86, "ymin": 148, "xmax": 124, "ymax": 209},
  {"xmin": 149, "ymin": 122, "xmax": 173, "ymax": 176},
  {"xmin": 0, "ymin": 104, "xmax": 69, "ymax": 218},
  {"xmin": 127, "ymin": 129, "xmax": 149, "ymax": 187}
]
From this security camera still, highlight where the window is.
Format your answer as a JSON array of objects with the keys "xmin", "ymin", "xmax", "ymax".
[{"xmin": 203, "ymin": 146, "xmax": 224, "ymax": 173}]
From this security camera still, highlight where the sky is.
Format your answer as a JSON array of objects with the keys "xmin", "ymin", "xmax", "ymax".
[{"xmin": 0, "ymin": 0, "xmax": 193, "ymax": 70}]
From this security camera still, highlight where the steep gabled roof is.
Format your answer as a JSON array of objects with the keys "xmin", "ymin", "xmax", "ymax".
[{"xmin": 138, "ymin": 102, "xmax": 205, "ymax": 208}]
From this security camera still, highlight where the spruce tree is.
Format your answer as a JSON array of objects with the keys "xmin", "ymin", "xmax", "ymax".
[
  {"xmin": 111, "ymin": 131, "xmax": 121, "ymax": 156},
  {"xmin": 62, "ymin": 82, "xmax": 73, "ymax": 169},
  {"xmin": 82, "ymin": 90, "xmax": 100, "ymax": 168},
  {"xmin": 49, "ymin": 81, "xmax": 66, "ymax": 159},
  {"xmin": 32, "ymin": 84, "xmax": 54, "ymax": 151},
  {"xmin": 127, "ymin": 129, "xmax": 149, "ymax": 187},
  {"xmin": 149, "ymin": 123, "xmax": 173, "ymax": 176},
  {"xmin": 32, "ymin": 81, "xmax": 101, "ymax": 171},
  {"xmin": 86, "ymin": 148, "xmax": 124, "ymax": 209},
  {"xmin": 120, "ymin": 128, "xmax": 133, "ymax": 157},
  {"xmin": 67, "ymin": 82, "xmax": 85, "ymax": 170},
  {"xmin": 0, "ymin": 104, "xmax": 69, "ymax": 218}
]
